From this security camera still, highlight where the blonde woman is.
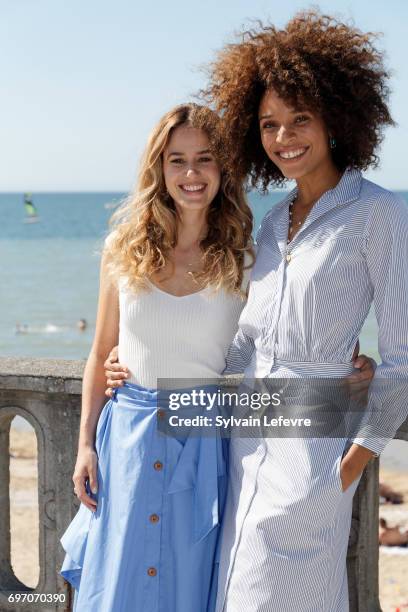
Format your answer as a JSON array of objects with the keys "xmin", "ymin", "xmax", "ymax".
[{"xmin": 59, "ymin": 103, "xmax": 254, "ymax": 612}]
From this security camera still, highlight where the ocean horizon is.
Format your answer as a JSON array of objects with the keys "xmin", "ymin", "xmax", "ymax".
[{"xmin": 3, "ymin": 189, "xmax": 408, "ymax": 361}]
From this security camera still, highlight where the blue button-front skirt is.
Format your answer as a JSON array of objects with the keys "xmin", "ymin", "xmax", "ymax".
[{"xmin": 60, "ymin": 382, "xmax": 228, "ymax": 612}]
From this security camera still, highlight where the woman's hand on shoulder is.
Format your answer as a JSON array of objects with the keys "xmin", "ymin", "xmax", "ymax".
[
  {"xmin": 72, "ymin": 444, "xmax": 99, "ymax": 512},
  {"xmin": 104, "ymin": 345, "xmax": 129, "ymax": 397}
]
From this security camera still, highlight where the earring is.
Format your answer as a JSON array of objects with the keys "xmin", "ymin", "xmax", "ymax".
[{"xmin": 329, "ymin": 136, "xmax": 337, "ymax": 150}]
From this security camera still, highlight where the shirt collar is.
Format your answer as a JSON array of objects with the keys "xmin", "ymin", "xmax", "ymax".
[{"xmin": 268, "ymin": 168, "xmax": 362, "ymax": 255}]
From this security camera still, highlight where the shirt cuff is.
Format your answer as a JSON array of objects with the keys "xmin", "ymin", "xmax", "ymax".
[{"xmin": 350, "ymin": 436, "xmax": 389, "ymax": 457}]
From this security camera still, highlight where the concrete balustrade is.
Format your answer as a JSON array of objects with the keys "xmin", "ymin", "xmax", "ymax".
[
  {"xmin": 0, "ymin": 357, "xmax": 407, "ymax": 611},
  {"xmin": 0, "ymin": 358, "xmax": 83, "ymax": 612}
]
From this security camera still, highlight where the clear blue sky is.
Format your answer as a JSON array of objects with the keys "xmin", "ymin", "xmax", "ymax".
[{"xmin": 1, "ymin": 0, "xmax": 407, "ymax": 191}]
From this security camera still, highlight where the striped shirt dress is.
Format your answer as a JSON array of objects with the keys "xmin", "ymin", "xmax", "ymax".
[{"xmin": 215, "ymin": 168, "xmax": 408, "ymax": 612}]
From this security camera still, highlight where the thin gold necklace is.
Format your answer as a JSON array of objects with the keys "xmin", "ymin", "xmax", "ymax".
[{"xmin": 287, "ymin": 198, "xmax": 310, "ymax": 244}]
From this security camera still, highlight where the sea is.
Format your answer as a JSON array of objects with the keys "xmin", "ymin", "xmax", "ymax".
[{"xmin": 1, "ymin": 190, "xmax": 408, "ymax": 469}]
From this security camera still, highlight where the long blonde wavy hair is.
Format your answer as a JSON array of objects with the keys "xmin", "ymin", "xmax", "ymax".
[{"xmin": 105, "ymin": 103, "xmax": 254, "ymax": 294}]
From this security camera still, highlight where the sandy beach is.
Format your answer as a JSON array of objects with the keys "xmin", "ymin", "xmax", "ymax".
[
  {"xmin": 8, "ymin": 428, "xmax": 408, "ymax": 611},
  {"xmin": 378, "ymin": 468, "xmax": 408, "ymax": 611},
  {"xmin": 9, "ymin": 428, "xmax": 40, "ymax": 589}
]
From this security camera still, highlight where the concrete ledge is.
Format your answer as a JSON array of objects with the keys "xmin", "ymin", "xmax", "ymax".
[{"xmin": 0, "ymin": 358, "xmax": 85, "ymax": 395}]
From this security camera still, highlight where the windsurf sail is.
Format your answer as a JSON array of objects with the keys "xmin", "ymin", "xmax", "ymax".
[
  {"xmin": 24, "ymin": 193, "xmax": 38, "ymax": 217},
  {"xmin": 23, "ymin": 193, "xmax": 40, "ymax": 223}
]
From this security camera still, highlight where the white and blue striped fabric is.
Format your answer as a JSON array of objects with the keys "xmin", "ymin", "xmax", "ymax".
[
  {"xmin": 224, "ymin": 167, "xmax": 408, "ymax": 455},
  {"xmin": 216, "ymin": 168, "xmax": 408, "ymax": 611}
]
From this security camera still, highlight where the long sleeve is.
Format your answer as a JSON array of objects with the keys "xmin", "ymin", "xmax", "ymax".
[
  {"xmin": 351, "ymin": 192, "xmax": 408, "ymax": 455},
  {"xmin": 223, "ymin": 327, "xmax": 256, "ymax": 375},
  {"xmin": 222, "ymin": 232, "xmax": 261, "ymax": 376}
]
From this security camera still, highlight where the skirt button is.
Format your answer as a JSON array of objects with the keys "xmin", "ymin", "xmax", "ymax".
[{"xmin": 147, "ymin": 567, "xmax": 157, "ymax": 577}]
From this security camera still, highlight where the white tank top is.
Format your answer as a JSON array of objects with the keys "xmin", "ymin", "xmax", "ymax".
[{"xmin": 118, "ymin": 277, "xmax": 248, "ymax": 389}]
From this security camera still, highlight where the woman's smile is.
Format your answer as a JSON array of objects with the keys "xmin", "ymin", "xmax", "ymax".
[
  {"xmin": 275, "ymin": 146, "xmax": 310, "ymax": 162},
  {"xmin": 179, "ymin": 183, "xmax": 207, "ymax": 194}
]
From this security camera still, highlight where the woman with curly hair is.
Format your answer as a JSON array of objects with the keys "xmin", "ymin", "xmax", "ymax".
[
  {"xmin": 59, "ymin": 103, "xmax": 256, "ymax": 612},
  {"xmin": 201, "ymin": 10, "xmax": 408, "ymax": 612}
]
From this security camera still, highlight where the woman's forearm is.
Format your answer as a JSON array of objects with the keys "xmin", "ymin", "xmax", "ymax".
[
  {"xmin": 78, "ymin": 350, "xmax": 112, "ymax": 449},
  {"xmin": 341, "ymin": 443, "xmax": 374, "ymax": 490}
]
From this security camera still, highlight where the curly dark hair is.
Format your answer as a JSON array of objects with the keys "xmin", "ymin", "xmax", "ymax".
[{"xmin": 201, "ymin": 10, "xmax": 394, "ymax": 189}]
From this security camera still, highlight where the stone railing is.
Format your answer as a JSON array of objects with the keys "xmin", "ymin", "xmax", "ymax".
[
  {"xmin": 0, "ymin": 358, "xmax": 84, "ymax": 612},
  {"xmin": 0, "ymin": 357, "xmax": 407, "ymax": 611}
]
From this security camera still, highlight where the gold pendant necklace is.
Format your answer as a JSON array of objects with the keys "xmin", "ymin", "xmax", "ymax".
[
  {"xmin": 287, "ymin": 195, "xmax": 317, "ymax": 244},
  {"xmin": 288, "ymin": 199, "xmax": 307, "ymax": 244}
]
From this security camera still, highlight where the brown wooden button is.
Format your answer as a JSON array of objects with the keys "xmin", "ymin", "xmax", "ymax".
[
  {"xmin": 149, "ymin": 514, "xmax": 160, "ymax": 523},
  {"xmin": 154, "ymin": 461, "xmax": 163, "ymax": 471},
  {"xmin": 147, "ymin": 567, "xmax": 157, "ymax": 577},
  {"xmin": 157, "ymin": 409, "xmax": 165, "ymax": 419}
]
